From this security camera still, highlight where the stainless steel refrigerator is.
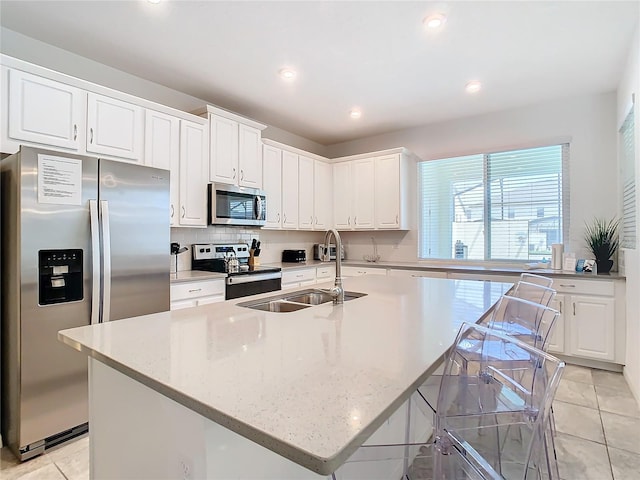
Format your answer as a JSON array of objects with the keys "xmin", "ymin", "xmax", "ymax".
[{"xmin": 1, "ymin": 146, "xmax": 170, "ymax": 460}]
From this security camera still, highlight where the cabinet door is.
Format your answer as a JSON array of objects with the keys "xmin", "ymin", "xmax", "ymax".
[
  {"xmin": 145, "ymin": 110, "xmax": 180, "ymax": 225},
  {"xmin": 209, "ymin": 114, "xmax": 238, "ymax": 184},
  {"xmin": 179, "ymin": 121, "xmax": 208, "ymax": 226},
  {"xmin": 281, "ymin": 150, "xmax": 299, "ymax": 229},
  {"xmin": 262, "ymin": 145, "xmax": 282, "ymax": 229},
  {"xmin": 8, "ymin": 69, "xmax": 84, "ymax": 150},
  {"xmin": 375, "ymin": 154, "xmax": 401, "ymax": 229},
  {"xmin": 388, "ymin": 269, "xmax": 448, "ymax": 279},
  {"xmin": 314, "ymin": 160, "xmax": 332, "ymax": 230},
  {"xmin": 238, "ymin": 124, "xmax": 262, "ymax": 188},
  {"xmin": 333, "ymin": 162, "xmax": 352, "ymax": 229},
  {"xmin": 298, "ymin": 155, "xmax": 315, "ymax": 230},
  {"xmin": 547, "ymin": 294, "xmax": 565, "ymax": 354},
  {"xmin": 352, "ymin": 158, "xmax": 375, "ymax": 229},
  {"xmin": 86, "ymin": 92, "xmax": 144, "ymax": 161},
  {"xmin": 569, "ymin": 295, "xmax": 615, "ymax": 361}
]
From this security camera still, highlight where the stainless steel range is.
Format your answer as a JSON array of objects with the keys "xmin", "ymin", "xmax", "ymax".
[{"xmin": 191, "ymin": 243, "xmax": 281, "ymax": 299}]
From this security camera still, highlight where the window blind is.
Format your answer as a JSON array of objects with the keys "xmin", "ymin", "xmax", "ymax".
[
  {"xmin": 620, "ymin": 106, "xmax": 636, "ymax": 249},
  {"xmin": 419, "ymin": 144, "xmax": 568, "ymax": 261}
]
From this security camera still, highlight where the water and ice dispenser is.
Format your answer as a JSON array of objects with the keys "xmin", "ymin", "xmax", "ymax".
[{"xmin": 38, "ymin": 249, "xmax": 83, "ymax": 305}]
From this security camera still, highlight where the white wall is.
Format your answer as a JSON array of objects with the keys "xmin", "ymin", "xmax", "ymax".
[
  {"xmin": 617, "ymin": 26, "xmax": 640, "ymax": 402},
  {"xmin": 327, "ymin": 92, "xmax": 619, "ymax": 264},
  {"xmin": 0, "ymin": 27, "xmax": 327, "ymax": 157}
]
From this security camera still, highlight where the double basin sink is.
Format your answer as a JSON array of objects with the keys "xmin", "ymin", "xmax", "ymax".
[{"xmin": 238, "ymin": 288, "xmax": 367, "ymax": 313}]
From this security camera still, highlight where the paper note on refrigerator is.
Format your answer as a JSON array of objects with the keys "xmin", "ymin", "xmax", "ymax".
[{"xmin": 37, "ymin": 154, "xmax": 82, "ymax": 205}]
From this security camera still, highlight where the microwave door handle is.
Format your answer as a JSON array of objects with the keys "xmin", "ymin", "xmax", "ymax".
[{"xmin": 254, "ymin": 196, "xmax": 263, "ymax": 220}]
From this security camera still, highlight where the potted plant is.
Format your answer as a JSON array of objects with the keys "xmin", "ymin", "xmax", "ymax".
[{"xmin": 584, "ymin": 217, "xmax": 619, "ymax": 274}]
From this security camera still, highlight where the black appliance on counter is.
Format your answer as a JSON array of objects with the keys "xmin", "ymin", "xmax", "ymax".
[
  {"xmin": 192, "ymin": 243, "xmax": 281, "ymax": 300},
  {"xmin": 282, "ymin": 249, "xmax": 306, "ymax": 263}
]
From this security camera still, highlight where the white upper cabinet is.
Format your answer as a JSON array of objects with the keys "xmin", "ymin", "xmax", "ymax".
[
  {"xmin": 178, "ymin": 120, "xmax": 208, "ymax": 227},
  {"xmin": 314, "ymin": 160, "xmax": 332, "ymax": 230},
  {"xmin": 281, "ymin": 150, "xmax": 299, "ymax": 229},
  {"xmin": 262, "ymin": 144, "xmax": 283, "ymax": 229},
  {"xmin": 351, "ymin": 158, "xmax": 375, "ymax": 229},
  {"xmin": 209, "ymin": 114, "xmax": 238, "ymax": 184},
  {"xmin": 333, "ymin": 161, "xmax": 352, "ymax": 230},
  {"xmin": 200, "ymin": 106, "xmax": 266, "ymax": 188},
  {"xmin": 86, "ymin": 92, "xmax": 144, "ymax": 161},
  {"xmin": 7, "ymin": 69, "xmax": 85, "ymax": 150},
  {"xmin": 144, "ymin": 110, "xmax": 180, "ymax": 226},
  {"xmin": 238, "ymin": 124, "xmax": 262, "ymax": 188},
  {"xmin": 298, "ymin": 155, "xmax": 315, "ymax": 230},
  {"xmin": 375, "ymin": 154, "xmax": 404, "ymax": 229}
]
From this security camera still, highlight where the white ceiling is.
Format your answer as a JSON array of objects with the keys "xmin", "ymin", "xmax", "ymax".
[{"xmin": 1, "ymin": 1, "xmax": 638, "ymax": 145}]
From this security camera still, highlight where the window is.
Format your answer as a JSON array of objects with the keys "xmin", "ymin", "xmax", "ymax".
[
  {"xmin": 620, "ymin": 104, "xmax": 636, "ymax": 249},
  {"xmin": 419, "ymin": 144, "xmax": 569, "ymax": 261}
]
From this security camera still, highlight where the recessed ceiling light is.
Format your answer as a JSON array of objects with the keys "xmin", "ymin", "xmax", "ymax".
[
  {"xmin": 279, "ymin": 68, "xmax": 297, "ymax": 81},
  {"xmin": 349, "ymin": 109, "xmax": 362, "ymax": 119},
  {"xmin": 423, "ymin": 13, "xmax": 447, "ymax": 30},
  {"xmin": 147, "ymin": 0, "xmax": 161, "ymax": 4},
  {"xmin": 465, "ymin": 81, "xmax": 482, "ymax": 94}
]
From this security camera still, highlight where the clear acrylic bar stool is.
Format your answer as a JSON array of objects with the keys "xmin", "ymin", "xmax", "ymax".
[
  {"xmin": 333, "ymin": 323, "xmax": 565, "ymax": 480},
  {"xmin": 519, "ymin": 273, "xmax": 553, "ymax": 288}
]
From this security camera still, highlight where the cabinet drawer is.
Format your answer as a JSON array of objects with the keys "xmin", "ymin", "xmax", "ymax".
[
  {"xmin": 170, "ymin": 279, "xmax": 225, "ymax": 301},
  {"xmin": 316, "ymin": 265, "xmax": 336, "ymax": 280},
  {"xmin": 553, "ymin": 279, "xmax": 614, "ymax": 296},
  {"xmin": 342, "ymin": 266, "xmax": 387, "ymax": 277},
  {"xmin": 282, "ymin": 268, "xmax": 316, "ymax": 285}
]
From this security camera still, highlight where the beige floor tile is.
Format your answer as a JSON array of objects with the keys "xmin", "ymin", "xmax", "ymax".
[
  {"xmin": 7, "ymin": 463, "xmax": 64, "ymax": 480},
  {"xmin": 555, "ymin": 432, "xmax": 613, "ymax": 480},
  {"xmin": 555, "ymin": 378, "xmax": 599, "ymax": 409},
  {"xmin": 44, "ymin": 435, "xmax": 89, "ymax": 463},
  {"xmin": 601, "ymin": 411, "xmax": 640, "ymax": 455},
  {"xmin": 563, "ymin": 364, "xmax": 594, "ymax": 384},
  {"xmin": 596, "ymin": 384, "xmax": 640, "ymax": 418},
  {"xmin": 54, "ymin": 450, "xmax": 90, "ymax": 480},
  {"xmin": 553, "ymin": 400, "xmax": 604, "ymax": 443},
  {"xmin": 608, "ymin": 446, "xmax": 640, "ymax": 480},
  {"xmin": 0, "ymin": 448, "xmax": 53, "ymax": 480},
  {"xmin": 591, "ymin": 369, "xmax": 629, "ymax": 389}
]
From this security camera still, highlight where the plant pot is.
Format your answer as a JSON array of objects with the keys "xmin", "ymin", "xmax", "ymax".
[{"xmin": 596, "ymin": 259, "xmax": 613, "ymax": 274}]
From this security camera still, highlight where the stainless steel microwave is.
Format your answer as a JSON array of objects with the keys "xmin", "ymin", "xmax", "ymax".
[{"xmin": 208, "ymin": 183, "xmax": 266, "ymax": 226}]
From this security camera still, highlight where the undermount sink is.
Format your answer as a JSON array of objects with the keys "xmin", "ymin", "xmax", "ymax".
[{"xmin": 238, "ymin": 289, "xmax": 367, "ymax": 312}]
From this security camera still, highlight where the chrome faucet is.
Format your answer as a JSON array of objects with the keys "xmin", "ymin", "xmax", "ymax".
[{"xmin": 322, "ymin": 228, "xmax": 344, "ymax": 304}]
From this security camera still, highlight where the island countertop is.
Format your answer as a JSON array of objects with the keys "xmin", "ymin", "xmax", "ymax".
[{"xmin": 59, "ymin": 275, "xmax": 512, "ymax": 475}]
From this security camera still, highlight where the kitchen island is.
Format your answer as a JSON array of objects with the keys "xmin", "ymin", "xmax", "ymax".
[{"xmin": 58, "ymin": 275, "xmax": 511, "ymax": 478}]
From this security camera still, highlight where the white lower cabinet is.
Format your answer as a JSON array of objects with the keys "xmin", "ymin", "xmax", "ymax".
[
  {"xmin": 316, "ymin": 265, "xmax": 336, "ymax": 283},
  {"xmin": 547, "ymin": 294, "xmax": 566, "ymax": 354},
  {"xmin": 282, "ymin": 268, "xmax": 316, "ymax": 289},
  {"xmin": 341, "ymin": 266, "xmax": 387, "ymax": 277},
  {"xmin": 170, "ymin": 279, "xmax": 225, "ymax": 310},
  {"xmin": 568, "ymin": 294, "xmax": 615, "ymax": 361},
  {"xmin": 388, "ymin": 268, "xmax": 447, "ymax": 279}
]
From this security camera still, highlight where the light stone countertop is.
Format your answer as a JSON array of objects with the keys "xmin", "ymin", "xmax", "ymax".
[
  {"xmin": 59, "ymin": 275, "xmax": 511, "ymax": 475},
  {"xmin": 170, "ymin": 270, "xmax": 227, "ymax": 283}
]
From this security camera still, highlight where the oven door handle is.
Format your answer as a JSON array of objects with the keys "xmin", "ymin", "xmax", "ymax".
[{"xmin": 226, "ymin": 272, "xmax": 282, "ymax": 285}]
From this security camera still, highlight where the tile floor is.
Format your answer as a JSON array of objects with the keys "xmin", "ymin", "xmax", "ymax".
[{"xmin": 0, "ymin": 366, "xmax": 639, "ymax": 479}]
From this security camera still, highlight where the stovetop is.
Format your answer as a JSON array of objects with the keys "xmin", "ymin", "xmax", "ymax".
[{"xmin": 191, "ymin": 243, "xmax": 280, "ymax": 276}]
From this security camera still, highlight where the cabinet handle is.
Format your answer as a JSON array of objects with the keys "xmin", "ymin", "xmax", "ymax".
[
  {"xmin": 89, "ymin": 128, "xmax": 94, "ymax": 144},
  {"xmin": 559, "ymin": 301, "xmax": 562, "ymax": 314},
  {"xmin": 170, "ymin": 205, "xmax": 174, "ymax": 218},
  {"xmin": 277, "ymin": 213, "xmax": 280, "ymax": 222},
  {"xmin": 354, "ymin": 216, "xmax": 357, "ymax": 225},
  {"xmin": 560, "ymin": 284, "xmax": 576, "ymax": 288},
  {"xmin": 181, "ymin": 206, "xmax": 186, "ymax": 218},
  {"xmin": 296, "ymin": 274, "xmax": 303, "ymax": 278},
  {"xmin": 573, "ymin": 303, "xmax": 576, "ymax": 316},
  {"xmin": 240, "ymin": 170, "xmax": 244, "ymax": 180},
  {"xmin": 315, "ymin": 216, "xmax": 318, "ymax": 224},
  {"xmin": 73, "ymin": 124, "xmax": 78, "ymax": 141},
  {"xmin": 232, "ymin": 168, "xmax": 236, "ymax": 179},
  {"xmin": 283, "ymin": 213, "xmax": 287, "ymax": 224},
  {"xmin": 188, "ymin": 288, "xmax": 202, "ymax": 293},
  {"xmin": 396, "ymin": 214, "xmax": 399, "ymax": 224},
  {"xmin": 311, "ymin": 215, "xmax": 314, "ymax": 225},
  {"xmin": 348, "ymin": 217, "xmax": 351, "ymax": 225}
]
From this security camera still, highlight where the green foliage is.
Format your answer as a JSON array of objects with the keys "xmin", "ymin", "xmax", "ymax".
[{"xmin": 584, "ymin": 217, "xmax": 620, "ymax": 261}]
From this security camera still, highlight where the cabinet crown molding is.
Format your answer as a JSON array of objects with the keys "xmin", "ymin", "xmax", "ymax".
[{"xmin": 192, "ymin": 104, "xmax": 266, "ymax": 131}]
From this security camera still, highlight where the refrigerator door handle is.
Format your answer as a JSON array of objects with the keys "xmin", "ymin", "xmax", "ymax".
[
  {"xmin": 89, "ymin": 200, "xmax": 101, "ymax": 325},
  {"xmin": 100, "ymin": 200, "xmax": 112, "ymax": 322}
]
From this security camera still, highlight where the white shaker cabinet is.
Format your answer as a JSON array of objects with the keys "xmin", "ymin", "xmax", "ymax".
[
  {"xmin": 178, "ymin": 120, "xmax": 208, "ymax": 227},
  {"xmin": 238, "ymin": 124, "xmax": 262, "ymax": 188},
  {"xmin": 351, "ymin": 158, "xmax": 375, "ymax": 229},
  {"xmin": 375, "ymin": 154, "xmax": 402, "ymax": 229},
  {"xmin": 144, "ymin": 110, "xmax": 180, "ymax": 225},
  {"xmin": 281, "ymin": 268, "xmax": 316, "ymax": 289},
  {"xmin": 569, "ymin": 295, "xmax": 615, "ymax": 361},
  {"xmin": 7, "ymin": 68, "xmax": 85, "ymax": 151},
  {"xmin": 314, "ymin": 160, "xmax": 333, "ymax": 230},
  {"xmin": 341, "ymin": 266, "xmax": 387, "ymax": 277},
  {"xmin": 547, "ymin": 294, "xmax": 566, "ymax": 354},
  {"xmin": 333, "ymin": 161, "xmax": 352, "ymax": 229},
  {"xmin": 86, "ymin": 92, "xmax": 144, "ymax": 161},
  {"xmin": 298, "ymin": 155, "xmax": 315, "ymax": 230},
  {"xmin": 209, "ymin": 114, "xmax": 238, "ymax": 184},
  {"xmin": 170, "ymin": 279, "xmax": 225, "ymax": 310},
  {"xmin": 281, "ymin": 150, "xmax": 299, "ymax": 229},
  {"xmin": 262, "ymin": 144, "xmax": 283, "ymax": 228}
]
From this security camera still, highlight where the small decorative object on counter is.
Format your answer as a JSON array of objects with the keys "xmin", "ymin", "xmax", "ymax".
[
  {"xmin": 584, "ymin": 217, "xmax": 619, "ymax": 274},
  {"xmin": 363, "ymin": 236, "xmax": 380, "ymax": 262},
  {"xmin": 170, "ymin": 242, "xmax": 188, "ymax": 274}
]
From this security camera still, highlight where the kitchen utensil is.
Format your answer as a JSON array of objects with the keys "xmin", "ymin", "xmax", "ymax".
[
  {"xmin": 255, "ymin": 240, "xmax": 261, "ymax": 256},
  {"xmin": 251, "ymin": 238, "xmax": 257, "ymax": 250}
]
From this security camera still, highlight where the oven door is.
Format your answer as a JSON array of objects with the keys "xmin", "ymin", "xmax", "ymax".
[
  {"xmin": 225, "ymin": 272, "xmax": 282, "ymax": 300},
  {"xmin": 209, "ymin": 183, "xmax": 266, "ymax": 226}
]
